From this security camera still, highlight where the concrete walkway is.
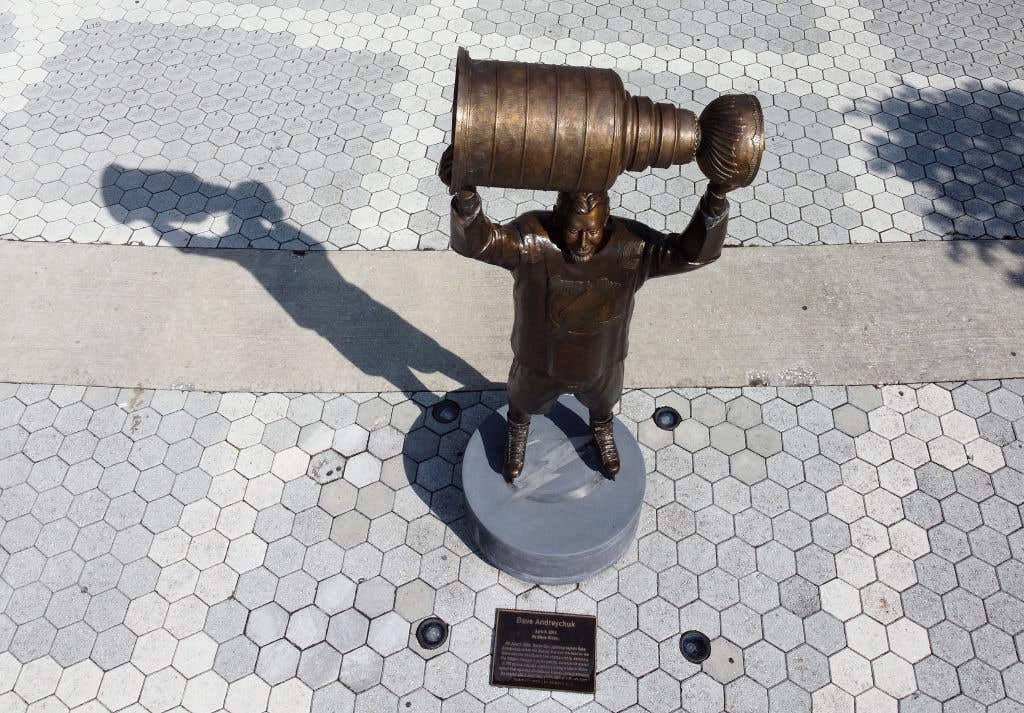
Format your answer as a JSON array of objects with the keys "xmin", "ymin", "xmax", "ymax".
[{"xmin": 2, "ymin": 240, "xmax": 1021, "ymax": 393}]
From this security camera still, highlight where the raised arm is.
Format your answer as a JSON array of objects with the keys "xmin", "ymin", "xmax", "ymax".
[
  {"xmin": 439, "ymin": 146, "xmax": 521, "ymax": 271},
  {"xmin": 641, "ymin": 186, "xmax": 730, "ymax": 281}
]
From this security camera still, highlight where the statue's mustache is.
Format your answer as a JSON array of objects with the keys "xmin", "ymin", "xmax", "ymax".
[{"xmin": 568, "ymin": 249, "xmax": 594, "ymax": 263}]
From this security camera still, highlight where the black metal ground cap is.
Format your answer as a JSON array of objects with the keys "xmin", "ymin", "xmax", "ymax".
[
  {"xmin": 432, "ymin": 399, "xmax": 461, "ymax": 424},
  {"xmin": 679, "ymin": 630, "xmax": 711, "ymax": 663},
  {"xmin": 653, "ymin": 406, "xmax": 682, "ymax": 430},
  {"xmin": 416, "ymin": 616, "xmax": 449, "ymax": 649}
]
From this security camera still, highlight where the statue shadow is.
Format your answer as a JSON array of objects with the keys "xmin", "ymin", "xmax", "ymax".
[{"xmin": 99, "ymin": 164, "xmax": 499, "ymax": 552}]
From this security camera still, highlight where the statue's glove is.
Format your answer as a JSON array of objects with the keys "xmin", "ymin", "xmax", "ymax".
[
  {"xmin": 703, "ymin": 181, "xmax": 731, "ymax": 217},
  {"xmin": 438, "ymin": 145, "xmax": 455, "ymax": 188},
  {"xmin": 438, "ymin": 144, "xmax": 479, "ymax": 217},
  {"xmin": 453, "ymin": 189, "xmax": 480, "ymax": 219}
]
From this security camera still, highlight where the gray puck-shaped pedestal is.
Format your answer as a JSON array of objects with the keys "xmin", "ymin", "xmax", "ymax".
[{"xmin": 462, "ymin": 396, "xmax": 646, "ymax": 584}]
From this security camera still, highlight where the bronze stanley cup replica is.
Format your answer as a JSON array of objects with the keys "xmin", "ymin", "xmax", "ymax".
[
  {"xmin": 446, "ymin": 47, "xmax": 765, "ymax": 582},
  {"xmin": 449, "ymin": 47, "xmax": 763, "ymax": 194}
]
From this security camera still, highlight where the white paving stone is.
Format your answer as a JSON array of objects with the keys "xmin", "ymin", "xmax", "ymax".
[{"xmin": 0, "ymin": 371, "xmax": 1022, "ymax": 713}]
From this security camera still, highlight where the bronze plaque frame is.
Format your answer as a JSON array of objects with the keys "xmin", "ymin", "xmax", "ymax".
[{"xmin": 489, "ymin": 608, "xmax": 598, "ymax": 693}]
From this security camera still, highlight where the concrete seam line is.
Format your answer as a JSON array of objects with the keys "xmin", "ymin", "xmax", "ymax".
[{"xmin": 1, "ymin": 240, "xmax": 1021, "ymax": 392}]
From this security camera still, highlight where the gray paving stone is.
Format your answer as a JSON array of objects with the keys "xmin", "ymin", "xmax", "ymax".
[
  {"xmin": 285, "ymin": 605, "xmax": 328, "ymax": 650},
  {"xmin": 10, "ymin": 618, "xmax": 57, "ymax": 662},
  {"xmin": 90, "ymin": 624, "xmax": 136, "ymax": 670},
  {"xmin": 233, "ymin": 567, "xmax": 278, "ymax": 610},
  {"xmin": 944, "ymin": 588, "xmax": 988, "ymax": 632},
  {"xmin": 212, "ymin": 635, "xmax": 258, "ymax": 683},
  {"xmin": 327, "ymin": 609, "xmax": 370, "ymax": 656},
  {"xmin": 916, "ymin": 655, "xmax": 961, "ymax": 702},
  {"xmin": 50, "ymin": 621, "xmax": 96, "ymax": 667},
  {"xmin": 834, "ymin": 405, "xmax": 869, "ymax": 437},
  {"xmin": 339, "ymin": 645, "xmax": 384, "ymax": 694},
  {"xmin": 1, "ymin": 375, "xmax": 1023, "ymax": 707},
  {"xmin": 779, "ymin": 576, "xmax": 821, "ymax": 619},
  {"xmin": 255, "ymin": 638, "xmax": 300, "ymax": 685},
  {"xmin": 903, "ymin": 585, "xmax": 948, "ymax": 629},
  {"xmin": 354, "ymin": 576, "xmax": 396, "ymax": 619},
  {"xmin": 204, "ymin": 599, "xmax": 247, "ymax": 643},
  {"xmin": 312, "ymin": 682, "xmax": 356, "ymax": 713},
  {"xmin": 959, "ymin": 659, "xmax": 1005, "ymax": 705},
  {"xmin": 931, "ymin": 621, "xmax": 976, "ymax": 666},
  {"xmin": 276, "ymin": 571, "xmax": 318, "ymax": 613},
  {"xmin": 804, "ymin": 611, "xmax": 846, "ymax": 656},
  {"xmin": 245, "ymin": 602, "xmax": 288, "ymax": 647},
  {"xmin": 786, "ymin": 643, "xmax": 830, "ymax": 693},
  {"xmin": 84, "ymin": 589, "xmax": 128, "ymax": 632},
  {"xmin": 297, "ymin": 641, "xmax": 343, "ymax": 688}
]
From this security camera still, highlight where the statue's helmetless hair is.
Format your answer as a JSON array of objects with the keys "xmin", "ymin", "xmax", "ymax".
[{"xmin": 555, "ymin": 191, "xmax": 610, "ymax": 217}]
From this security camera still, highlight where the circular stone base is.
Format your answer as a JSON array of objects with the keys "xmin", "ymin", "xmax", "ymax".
[{"xmin": 462, "ymin": 396, "xmax": 646, "ymax": 584}]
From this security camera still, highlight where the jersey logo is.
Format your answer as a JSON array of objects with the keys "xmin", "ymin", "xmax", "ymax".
[{"xmin": 547, "ymin": 276, "xmax": 632, "ymax": 334}]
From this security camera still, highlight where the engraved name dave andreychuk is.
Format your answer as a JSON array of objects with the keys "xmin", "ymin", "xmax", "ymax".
[{"xmin": 490, "ymin": 608, "xmax": 598, "ymax": 694}]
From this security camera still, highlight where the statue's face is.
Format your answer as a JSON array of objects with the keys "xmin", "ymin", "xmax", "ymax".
[{"xmin": 561, "ymin": 209, "xmax": 607, "ymax": 263}]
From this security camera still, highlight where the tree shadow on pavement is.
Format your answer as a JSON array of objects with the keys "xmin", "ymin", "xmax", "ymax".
[
  {"xmin": 845, "ymin": 82, "xmax": 1023, "ymax": 238},
  {"xmin": 840, "ymin": 81, "xmax": 1023, "ymax": 287},
  {"xmin": 947, "ymin": 238, "xmax": 1024, "ymax": 289},
  {"xmin": 99, "ymin": 164, "xmax": 496, "ymax": 552}
]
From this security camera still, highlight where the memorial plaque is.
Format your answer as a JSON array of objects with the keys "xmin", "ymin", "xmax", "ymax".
[{"xmin": 490, "ymin": 608, "xmax": 598, "ymax": 693}]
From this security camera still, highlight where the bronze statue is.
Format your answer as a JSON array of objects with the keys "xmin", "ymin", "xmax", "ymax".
[{"xmin": 442, "ymin": 48, "xmax": 764, "ymax": 483}]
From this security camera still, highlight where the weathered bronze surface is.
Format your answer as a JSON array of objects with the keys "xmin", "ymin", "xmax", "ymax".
[
  {"xmin": 442, "ymin": 47, "xmax": 765, "ymax": 482},
  {"xmin": 450, "ymin": 47, "xmax": 763, "ymax": 194}
]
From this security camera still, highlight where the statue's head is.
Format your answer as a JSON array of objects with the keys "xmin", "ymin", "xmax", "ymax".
[{"xmin": 554, "ymin": 191, "xmax": 610, "ymax": 263}]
